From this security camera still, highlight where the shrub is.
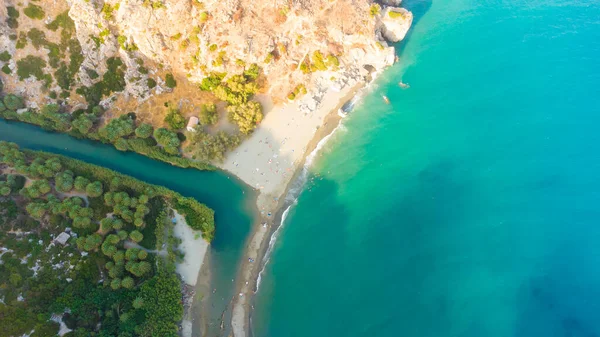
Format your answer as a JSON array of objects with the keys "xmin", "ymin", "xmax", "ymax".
[
  {"xmin": 369, "ymin": 4, "xmax": 381, "ymax": 17},
  {"xmin": 110, "ymin": 278, "xmax": 121, "ymax": 290},
  {"xmin": 199, "ymin": 11, "xmax": 208, "ymax": 22},
  {"xmin": 199, "ymin": 72, "xmax": 225, "ymax": 91},
  {"xmin": 209, "ymin": 44, "xmax": 217, "ymax": 52},
  {"xmin": 115, "ymin": 138, "xmax": 130, "ymax": 151},
  {"xmin": 23, "ymin": 4, "xmax": 45, "ymax": 20},
  {"xmin": 311, "ymin": 51, "xmax": 327, "ymax": 71},
  {"xmin": 135, "ymin": 123, "xmax": 154, "ymax": 138},
  {"xmin": 0, "ymin": 51, "xmax": 11, "ymax": 62},
  {"xmin": 388, "ymin": 10, "xmax": 407, "ymax": 19},
  {"xmin": 46, "ymin": 11, "xmax": 75, "ymax": 34},
  {"xmin": 129, "ymin": 230, "xmax": 144, "ymax": 243},
  {"xmin": 153, "ymin": 128, "xmax": 181, "ymax": 151},
  {"xmin": 326, "ymin": 54, "xmax": 340, "ymax": 68},
  {"xmin": 3, "ymin": 95, "xmax": 24, "ymax": 110},
  {"xmin": 165, "ymin": 73, "xmax": 177, "ymax": 88},
  {"xmin": 102, "ymin": 3, "xmax": 119, "ymax": 21},
  {"xmin": 99, "ymin": 115, "xmax": 135, "ymax": 142},
  {"xmin": 164, "ymin": 106, "xmax": 185, "ymax": 130},
  {"xmin": 6, "ymin": 7, "xmax": 19, "ymax": 29},
  {"xmin": 264, "ymin": 52, "xmax": 274, "ymax": 64},
  {"xmin": 199, "ymin": 103, "xmax": 218, "ymax": 125},
  {"xmin": 1, "ymin": 65, "xmax": 10, "ymax": 75},
  {"xmin": 16, "ymin": 55, "xmax": 46, "ymax": 80},
  {"xmin": 121, "ymin": 276, "xmax": 135, "ymax": 289},
  {"xmin": 147, "ymin": 78, "xmax": 157, "ymax": 88},
  {"xmin": 227, "ymin": 101, "xmax": 263, "ymax": 134},
  {"xmin": 243, "ymin": 63, "xmax": 260, "ymax": 81},
  {"xmin": 85, "ymin": 181, "xmax": 104, "ymax": 197}
]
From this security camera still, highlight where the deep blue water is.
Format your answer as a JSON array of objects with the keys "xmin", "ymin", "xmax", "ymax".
[{"xmin": 253, "ymin": 1, "xmax": 600, "ymax": 336}]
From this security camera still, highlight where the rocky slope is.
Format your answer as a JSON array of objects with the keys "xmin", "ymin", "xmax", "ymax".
[{"xmin": 0, "ymin": 0, "xmax": 412, "ymax": 113}]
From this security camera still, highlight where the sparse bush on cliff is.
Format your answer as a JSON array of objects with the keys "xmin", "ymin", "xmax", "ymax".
[
  {"xmin": 388, "ymin": 10, "xmax": 407, "ymax": 19},
  {"xmin": 369, "ymin": 4, "xmax": 381, "ymax": 18},
  {"xmin": 16, "ymin": 55, "xmax": 47, "ymax": 81},
  {"xmin": 311, "ymin": 51, "xmax": 328, "ymax": 71},
  {"xmin": 6, "ymin": 6, "xmax": 20, "ymax": 29},
  {"xmin": 23, "ymin": 4, "xmax": 45, "ymax": 20},
  {"xmin": 0, "ymin": 51, "xmax": 11, "ymax": 62},
  {"xmin": 165, "ymin": 73, "xmax": 177, "ymax": 88}
]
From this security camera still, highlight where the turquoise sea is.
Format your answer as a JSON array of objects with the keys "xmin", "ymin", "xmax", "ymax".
[{"xmin": 253, "ymin": 1, "xmax": 600, "ymax": 336}]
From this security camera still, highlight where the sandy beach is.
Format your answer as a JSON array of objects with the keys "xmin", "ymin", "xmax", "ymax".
[{"xmin": 220, "ymin": 64, "xmax": 379, "ymax": 337}]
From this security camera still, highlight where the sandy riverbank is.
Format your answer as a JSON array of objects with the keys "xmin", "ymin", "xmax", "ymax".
[{"xmin": 172, "ymin": 210, "xmax": 210, "ymax": 337}]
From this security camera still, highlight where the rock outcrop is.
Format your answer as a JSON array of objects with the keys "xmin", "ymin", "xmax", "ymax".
[
  {"xmin": 0, "ymin": 0, "xmax": 413, "ymax": 112},
  {"xmin": 379, "ymin": 7, "xmax": 413, "ymax": 42}
]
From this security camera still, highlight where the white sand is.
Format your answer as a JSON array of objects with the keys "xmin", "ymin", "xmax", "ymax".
[
  {"xmin": 173, "ymin": 210, "xmax": 209, "ymax": 287},
  {"xmin": 221, "ymin": 73, "xmax": 364, "ymax": 213}
]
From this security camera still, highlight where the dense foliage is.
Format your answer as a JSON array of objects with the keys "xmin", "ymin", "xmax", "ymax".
[{"xmin": 0, "ymin": 142, "xmax": 215, "ymax": 336}]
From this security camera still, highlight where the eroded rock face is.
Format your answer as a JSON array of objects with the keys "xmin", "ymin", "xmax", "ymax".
[
  {"xmin": 381, "ymin": 0, "xmax": 402, "ymax": 6},
  {"xmin": 0, "ymin": 0, "xmax": 412, "ymax": 109},
  {"xmin": 379, "ymin": 7, "xmax": 413, "ymax": 43}
]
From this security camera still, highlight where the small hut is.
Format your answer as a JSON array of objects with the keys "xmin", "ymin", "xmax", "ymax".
[{"xmin": 186, "ymin": 116, "xmax": 199, "ymax": 132}]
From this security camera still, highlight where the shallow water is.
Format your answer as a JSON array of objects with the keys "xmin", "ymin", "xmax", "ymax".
[
  {"xmin": 253, "ymin": 1, "xmax": 600, "ymax": 336},
  {"xmin": 0, "ymin": 119, "xmax": 255, "ymax": 334}
]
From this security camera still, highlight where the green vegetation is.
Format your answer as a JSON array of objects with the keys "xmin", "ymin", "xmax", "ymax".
[
  {"xmin": 199, "ymin": 11, "xmax": 209, "ymax": 22},
  {"xmin": 186, "ymin": 130, "xmax": 240, "ymax": 162},
  {"xmin": 199, "ymin": 66, "xmax": 263, "ymax": 134},
  {"xmin": 135, "ymin": 123, "xmax": 154, "ymax": 139},
  {"xmin": 199, "ymin": 103, "xmax": 218, "ymax": 126},
  {"xmin": 27, "ymin": 28, "xmax": 48, "ymax": 49},
  {"xmin": 15, "ymin": 33, "xmax": 27, "ymax": 49},
  {"xmin": 0, "ymin": 51, "xmax": 11, "ymax": 62},
  {"xmin": 369, "ymin": 3, "xmax": 381, "ymax": 17},
  {"xmin": 264, "ymin": 52, "xmax": 274, "ymax": 64},
  {"xmin": 164, "ymin": 104, "xmax": 186, "ymax": 130},
  {"xmin": 311, "ymin": 51, "xmax": 327, "ymax": 71},
  {"xmin": 388, "ymin": 10, "xmax": 407, "ymax": 19},
  {"xmin": 118, "ymin": 35, "xmax": 139, "ymax": 52},
  {"xmin": 165, "ymin": 73, "xmax": 177, "ymax": 88},
  {"xmin": 46, "ymin": 11, "xmax": 76, "ymax": 35},
  {"xmin": 16, "ymin": 55, "xmax": 47, "ymax": 81},
  {"xmin": 0, "ymin": 141, "xmax": 216, "ymax": 336},
  {"xmin": 23, "ymin": 3, "xmax": 45, "ymax": 20},
  {"xmin": 287, "ymin": 84, "xmax": 307, "ymax": 101},
  {"xmin": 101, "ymin": 3, "xmax": 120, "ymax": 21},
  {"xmin": 227, "ymin": 101, "xmax": 263, "ymax": 134},
  {"xmin": 6, "ymin": 6, "xmax": 19, "ymax": 29},
  {"xmin": 147, "ymin": 78, "xmax": 157, "ymax": 89},
  {"xmin": 76, "ymin": 57, "xmax": 126, "ymax": 106},
  {"xmin": 1, "ymin": 65, "xmax": 10, "ymax": 75}
]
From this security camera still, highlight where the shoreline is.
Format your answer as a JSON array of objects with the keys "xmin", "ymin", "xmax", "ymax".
[{"xmin": 227, "ymin": 79, "xmax": 370, "ymax": 337}]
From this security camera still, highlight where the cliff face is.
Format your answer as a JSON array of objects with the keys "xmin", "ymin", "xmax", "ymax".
[{"xmin": 0, "ymin": 0, "xmax": 412, "ymax": 112}]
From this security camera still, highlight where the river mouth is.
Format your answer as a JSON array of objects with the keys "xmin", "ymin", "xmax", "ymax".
[{"xmin": 0, "ymin": 118, "xmax": 258, "ymax": 337}]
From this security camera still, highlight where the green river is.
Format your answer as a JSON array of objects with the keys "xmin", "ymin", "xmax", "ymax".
[{"xmin": 0, "ymin": 119, "xmax": 256, "ymax": 335}]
